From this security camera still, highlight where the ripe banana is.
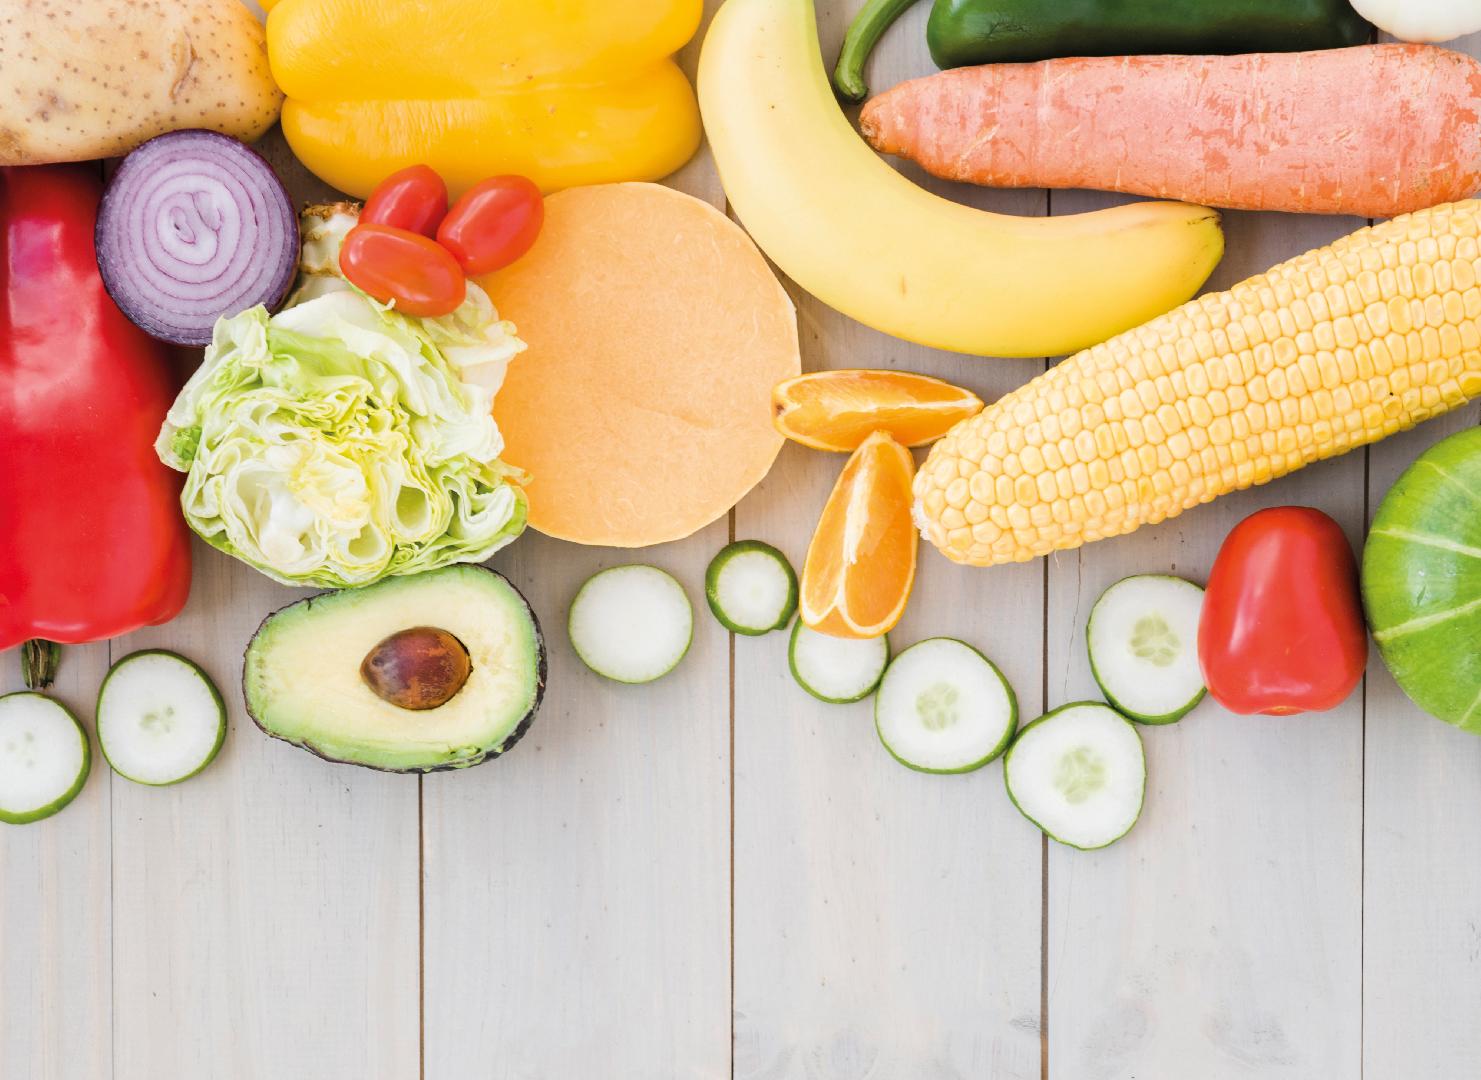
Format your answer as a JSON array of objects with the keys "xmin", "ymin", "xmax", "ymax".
[{"xmin": 696, "ymin": 0, "xmax": 1226, "ymax": 359}]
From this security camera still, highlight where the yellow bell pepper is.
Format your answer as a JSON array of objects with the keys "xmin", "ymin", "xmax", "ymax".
[{"xmin": 266, "ymin": 0, "xmax": 703, "ymax": 197}]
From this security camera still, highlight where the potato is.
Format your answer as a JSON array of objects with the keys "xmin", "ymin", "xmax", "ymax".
[{"xmin": 0, "ymin": 0, "xmax": 282, "ymax": 165}]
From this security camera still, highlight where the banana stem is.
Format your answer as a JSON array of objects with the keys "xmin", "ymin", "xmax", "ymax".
[
  {"xmin": 22, "ymin": 639, "xmax": 61, "ymax": 690},
  {"xmin": 832, "ymin": 0, "xmax": 923, "ymax": 103}
]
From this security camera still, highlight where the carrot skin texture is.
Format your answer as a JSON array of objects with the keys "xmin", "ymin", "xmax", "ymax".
[{"xmin": 861, "ymin": 44, "xmax": 1481, "ymax": 218}]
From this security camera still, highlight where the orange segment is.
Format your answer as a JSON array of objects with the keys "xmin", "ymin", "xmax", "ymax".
[
  {"xmin": 773, "ymin": 369, "xmax": 983, "ymax": 452},
  {"xmin": 800, "ymin": 430, "xmax": 918, "ymax": 639}
]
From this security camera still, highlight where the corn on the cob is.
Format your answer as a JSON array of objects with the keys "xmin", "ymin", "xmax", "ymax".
[{"xmin": 916, "ymin": 201, "xmax": 1481, "ymax": 567}]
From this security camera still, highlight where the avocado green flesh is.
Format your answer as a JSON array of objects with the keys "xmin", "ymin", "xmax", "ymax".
[
  {"xmin": 1363, "ymin": 429, "xmax": 1481, "ymax": 732},
  {"xmin": 244, "ymin": 565, "xmax": 545, "ymax": 772}
]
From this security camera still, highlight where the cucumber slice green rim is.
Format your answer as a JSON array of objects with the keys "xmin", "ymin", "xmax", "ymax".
[
  {"xmin": 788, "ymin": 620, "xmax": 890, "ymax": 704},
  {"xmin": 1004, "ymin": 701, "xmax": 1146, "ymax": 851},
  {"xmin": 0, "ymin": 691, "xmax": 91, "ymax": 825},
  {"xmin": 97, "ymin": 650, "xmax": 227, "ymax": 786},
  {"xmin": 705, "ymin": 540, "xmax": 798, "ymax": 636},
  {"xmin": 875, "ymin": 637, "xmax": 1018, "ymax": 774},
  {"xmin": 569, "ymin": 564, "xmax": 694, "ymax": 684},
  {"xmin": 1086, "ymin": 574, "xmax": 1206, "ymax": 725}
]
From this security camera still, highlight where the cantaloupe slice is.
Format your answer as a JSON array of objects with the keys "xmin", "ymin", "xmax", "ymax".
[{"xmin": 484, "ymin": 182, "xmax": 800, "ymax": 547}]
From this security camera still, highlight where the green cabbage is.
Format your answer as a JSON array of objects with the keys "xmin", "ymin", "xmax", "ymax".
[{"xmin": 157, "ymin": 214, "xmax": 528, "ymax": 588}]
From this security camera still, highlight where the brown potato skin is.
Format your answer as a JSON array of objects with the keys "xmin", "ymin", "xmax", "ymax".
[
  {"xmin": 360, "ymin": 628, "xmax": 472, "ymax": 712},
  {"xmin": 0, "ymin": 0, "xmax": 282, "ymax": 165}
]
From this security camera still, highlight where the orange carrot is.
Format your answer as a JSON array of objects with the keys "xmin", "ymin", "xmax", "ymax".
[{"xmin": 860, "ymin": 44, "xmax": 1481, "ymax": 218}]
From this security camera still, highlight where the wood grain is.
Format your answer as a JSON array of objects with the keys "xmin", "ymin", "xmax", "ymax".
[
  {"xmin": 1362, "ymin": 31, "xmax": 1481, "ymax": 1080},
  {"xmin": 105, "ymin": 127, "xmax": 423, "ymax": 1080},
  {"xmin": 731, "ymin": 5, "xmax": 1045, "ymax": 1078},
  {"xmin": 97, "ymin": 12, "xmax": 423, "ymax": 1069},
  {"xmin": 107, "ymin": 551, "xmax": 421, "ymax": 1080},
  {"xmin": 1362, "ymin": 403, "xmax": 1481, "ymax": 1080},
  {"xmin": 3, "ymin": 4, "xmax": 1481, "ymax": 1078},
  {"xmin": 0, "ymin": 643, "xmax": 112, "ymax": 1080},
  {"xmin": 1042, "ymin": 197, "xmax": 1367, "ymax": 1079},
  {"xmin": 421, "ymin": 8, "xmax": 732, "ymax": 1079}
]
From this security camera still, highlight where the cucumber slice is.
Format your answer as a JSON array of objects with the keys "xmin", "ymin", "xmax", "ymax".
[
  {"xmin": 705, "ymin": 540, "xmax": 798, "ymax": 635},
  {"xmin": 97, "ymin": 651, "xmax": 226, "ymax": 786},
  {"xmin": 0, "ymin": 692, "xmax": 91, "ymax": 824},
  {"xmin": 875, "ymin": 638, "xmax": 1017, "ymax": 773},
  {"xmin": 789, "ymin": 621, "xmax": 890, "ymax": 703},
  {"xmin": 569, "ymin": 565, "xmax": 693, "ymax": 684},
  {"xmin": 1087, "ymin": 574, "xmax": 1206, "ymax": 724},
  {"xmin": 1004, "ymin": 702, "xmax": 1145, "ymax": 850}
]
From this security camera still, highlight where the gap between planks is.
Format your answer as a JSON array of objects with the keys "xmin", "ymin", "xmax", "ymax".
[
  {"xmin": 108, "ymin": 631, "xmax": 116, "ymax": 1080},
  {"xmin": 1356, "ymin": 209, "xmax": 1375, "ymax": 1080},
  {"xmin": 1039, "ymin": 191, "xmax": 1055, "ymax": 1080},
  {"xmin": 419, "ymin": 775, "xmax": 426, "ymax": 1080},
  {"xmin": 729, "ymin": 505, "xmax": 738, "ymax": 1079},
  {"xmin": 1039, "ymin": 552, "xmax": 1050, "ymax": 1080},
  {"xmin": 1359, "ymin": 445, "xmax": 1370, "ymax": 1080}
]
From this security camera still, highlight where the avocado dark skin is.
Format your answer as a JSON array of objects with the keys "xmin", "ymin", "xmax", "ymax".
[{"xmin": 241, "ymin": 565, "xmax": 547, "ymax": 774}]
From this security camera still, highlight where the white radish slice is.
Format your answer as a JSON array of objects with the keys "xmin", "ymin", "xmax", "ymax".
[{"xmin": 569, "ymin": 565, "xmax": 694, "ymax": 684}]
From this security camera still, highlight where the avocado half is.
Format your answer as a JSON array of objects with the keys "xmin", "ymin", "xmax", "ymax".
[{"xmin": 243, "ymin": 564, "xmax": 546, "ymax": 772}]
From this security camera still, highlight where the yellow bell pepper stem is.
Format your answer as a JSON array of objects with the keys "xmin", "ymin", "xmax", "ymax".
[{"xmin": 267, "ymin": 0, "xmax": 703, "ymax": 197}]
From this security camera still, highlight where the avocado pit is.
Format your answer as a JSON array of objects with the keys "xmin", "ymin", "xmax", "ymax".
[{"xmin": 360, "ymin": 627, "xmax": 471, "ymax": 711}]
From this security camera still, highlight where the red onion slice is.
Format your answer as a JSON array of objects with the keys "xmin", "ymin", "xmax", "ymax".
[{"xmin": 96, "ymin": 130, "xmax": 299, "ymax": 347}]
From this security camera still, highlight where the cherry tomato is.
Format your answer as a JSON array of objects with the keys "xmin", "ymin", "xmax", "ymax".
[
  {"xmin": 361, "ymin": 165, "xmax": 448, "ymax": 238},
  {"xmin": 436, "ymin": 175, "xmax": 544, "ymax": 275},
  {"xmin": 1198, "ymin": 506, "xmax": 1367, "ymax": 716},
  {"xmin": 340, "ymin": 223, "xmax": 466, "ymax": 318}
]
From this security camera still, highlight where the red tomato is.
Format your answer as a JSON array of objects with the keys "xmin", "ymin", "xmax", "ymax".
[
  {"xmin": 340, "ymin": 224, "xmax": 466, "ymax": 317},
  {"xmin": 1198, "ymin": 506, "xmax": 1368, "ymax": 716},
  {"xmin": 361, "ymin": 165, "xmax": 448, "ymax": 238},
  {"xmin": 436, "ymin": 175, "xmax": 543, "ymax": 274}
]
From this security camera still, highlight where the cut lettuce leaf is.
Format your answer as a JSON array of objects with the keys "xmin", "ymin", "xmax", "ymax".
[{"xmin": 157, "ymin": 207, "xmax": 528, "ymax": 588}]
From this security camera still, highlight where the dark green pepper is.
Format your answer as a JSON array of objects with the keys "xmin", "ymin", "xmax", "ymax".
[{"xmin": 834, "ymin": 0, "xmax": 1372, "ymax": 102}]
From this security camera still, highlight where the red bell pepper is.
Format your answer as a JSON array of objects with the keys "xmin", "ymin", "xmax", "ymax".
[
  {"xmin": 1198, "ymin": 505, "xmax": 1368, "ymax": 715},
  {"xmin": 0, "ymin": 165, "xmax": 191, "ymax": 658}
]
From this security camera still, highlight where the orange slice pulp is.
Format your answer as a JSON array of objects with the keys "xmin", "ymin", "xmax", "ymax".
[
  {"xmin": 800, "ymin": 430, "xmax": 918, "ymax": 639},
  {"xmin": 773, "ymin": 369, "xmax": 983, "ymax": 453}
]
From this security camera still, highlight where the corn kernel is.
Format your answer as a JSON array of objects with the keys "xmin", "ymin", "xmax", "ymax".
[{"xmin": 914, "ymin": 202, "xmax": 1481, "ymax": 567}]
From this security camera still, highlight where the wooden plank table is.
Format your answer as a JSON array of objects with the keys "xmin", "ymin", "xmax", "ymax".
[{"xmin": 4, "ymin": 5, "xmax": 1480, "ymax": 1077}]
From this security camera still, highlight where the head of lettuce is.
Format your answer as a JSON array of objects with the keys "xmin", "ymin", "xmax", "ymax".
[{"xmin": 156, "ymin": 205, "xmax": 528, "ymax": 589}]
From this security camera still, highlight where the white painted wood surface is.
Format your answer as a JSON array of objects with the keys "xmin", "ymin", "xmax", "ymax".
[
  {"xmin": 1041, "ymin": 199, "xmax": 1369, "ymax": 1080},
  {"xmin": 0, "ymin": 644, "xmax": 111, "ymax": 1080},
  {"xmin": 1359, "ymin": 34, "xmax": 1481, "ymax": 1078},
  {"xmin": 3, "ymin": 6, "xmax": 1480, "ymax": 1079},
  {"xmin": 421, "ymin": 21, "xmax": 732, "ymax": 1080},
  {"xmin": 732, "ymin": 7, "xmax": 1045, "ymax": 1079}
]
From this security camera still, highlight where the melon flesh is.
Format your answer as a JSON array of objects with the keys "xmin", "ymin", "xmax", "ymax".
[{"xmin": 484, "ymin": 183, "xmax": 800, "ymax": 547}]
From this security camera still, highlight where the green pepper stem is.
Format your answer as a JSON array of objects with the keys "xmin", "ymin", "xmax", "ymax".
[
  {"xmin": 832, "ymin": 0, "xmax": 924, "ymax": 103},
  {"xmin": 22, "ymin": 639, "xmax": 60, "ymax": 690}
]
